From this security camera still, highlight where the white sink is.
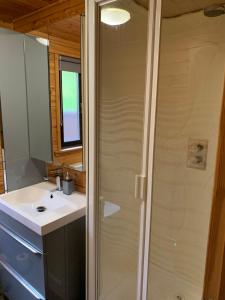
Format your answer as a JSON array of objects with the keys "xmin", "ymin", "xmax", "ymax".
[
  {"xmin": 0, "ymin": 182, "xmax": 86, "ymax": 235},
  {"xmin": 3, "ymin": 184, "xmax": 69, "ymax": 214},
  {"xmin": 19, "ymin": 193, "xmax": 67, "ymax": 216}
]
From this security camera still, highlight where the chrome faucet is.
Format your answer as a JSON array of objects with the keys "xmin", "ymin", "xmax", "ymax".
[
  {"xmin": 43, "ymin": 168, "xmax": 63, "ymax": 191},
  {"xmin": 55, "ymin": 174, "xmax": 62, "ymax": 191}
]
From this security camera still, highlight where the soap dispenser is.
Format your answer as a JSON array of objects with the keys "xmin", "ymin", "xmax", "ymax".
[{"xmin": 63, "ymin": 172, "xmax": 74, "ymax": 195}]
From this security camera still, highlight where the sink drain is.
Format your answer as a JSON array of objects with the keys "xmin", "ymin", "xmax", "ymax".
[{"xmin": 36, "ymin": 206, "xmax": 46, "ymax": 213}]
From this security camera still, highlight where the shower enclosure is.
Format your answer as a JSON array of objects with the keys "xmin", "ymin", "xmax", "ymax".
[{"xmin": 87, "ymin": 0, "xmax": 225, "ymax": 299}]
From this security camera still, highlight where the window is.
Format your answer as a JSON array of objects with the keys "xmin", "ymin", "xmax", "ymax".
[{"xmin": 59, "ymin": 56, "xmax": 82, "ymax": 148}]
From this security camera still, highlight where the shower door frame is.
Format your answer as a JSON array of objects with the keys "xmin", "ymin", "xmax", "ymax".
[
  {"xmin": 141, "ymin": 0, "xmax": 162, "ymax": 298},
  {"xmin": 86, "ymin": 0, "xmax": 162, "ymax": 299}
]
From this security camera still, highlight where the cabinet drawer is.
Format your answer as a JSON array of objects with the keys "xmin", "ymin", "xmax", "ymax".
[
  {"xmin": 0, "ymin": 260, "xmax": 45, "ymax": 300},
  {"xmin": 0, "ymin": 224, "xmax": 45, "ymax": 296},
  {"xmin": 0, "ymin": 210, "xmax": 43, "ymax": 251}
]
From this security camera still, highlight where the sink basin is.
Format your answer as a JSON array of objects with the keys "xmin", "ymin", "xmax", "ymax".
[
  {"xmin": 0, "ymin": 182, "xmax": 86, "ymax": 235},
  {"xmin": 1, "ymin": 183, "xmax": 70, "ymax": 215},
  {"xmin": 19, "ymin": 192, "xmax": 67, "ymax": 216}
]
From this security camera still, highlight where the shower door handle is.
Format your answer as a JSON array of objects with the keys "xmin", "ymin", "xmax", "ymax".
[{"xmin": 135, "ymin": 175, "xmax": 147, "ymax": 200}]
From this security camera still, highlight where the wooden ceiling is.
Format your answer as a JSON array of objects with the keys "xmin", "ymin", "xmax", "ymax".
[
  {"xmin": 39, "ymin": 15, "xmax": 81, "ymax": 43},
  {"xmin": 0, "ymin": 0, "xmax": 84, "ymax": 44},
  {"xmin": 0, "ymin": 0, "xmax": 58, "ymax": 22},
  {"xmin": 1, "ymin": 0, "xmax": 224, "ymax": 27}
]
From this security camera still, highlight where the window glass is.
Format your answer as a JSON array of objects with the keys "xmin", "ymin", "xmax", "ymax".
[
  {"xmin": 61, "ymin": 71, "xmax": 81, "ymax": 144},
  {"xmin": 60, "ymin": 56, "xmax": 82, "ymax": 148}
]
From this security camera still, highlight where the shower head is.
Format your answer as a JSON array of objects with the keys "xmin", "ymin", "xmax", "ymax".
[{"xmin": 204, "ymin": 4, "xmax": 225, "ymax": 17}]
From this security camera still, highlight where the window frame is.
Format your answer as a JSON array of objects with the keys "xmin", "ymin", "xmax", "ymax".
[{"xmin": 59, "ymin": 57, "xmax": 83, "ymax": 149}]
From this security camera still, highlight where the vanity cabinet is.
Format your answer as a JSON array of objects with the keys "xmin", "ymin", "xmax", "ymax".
[{"xmin": 0, "ymin": 210, "xmax": 85, "ymax": 300}]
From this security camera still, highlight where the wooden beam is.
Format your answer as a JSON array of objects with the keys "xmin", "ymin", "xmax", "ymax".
[
  {"xmin": 13, "ymin": 0, "xmax": 84, "ymax": 33},
  {"xmin": 0, "ymin": 20, "xmax": 13, "ymax": 30},
  {"xmin": 49, "ymin": 35, "xmax": 80, "ymax": 57},
  {"xmin": 30, "ymin": 30, "xmax": 80, "ymax": 58}
]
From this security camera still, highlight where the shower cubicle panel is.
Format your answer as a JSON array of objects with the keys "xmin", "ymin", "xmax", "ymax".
[
  {"xmin": 88, "ymin": 0, "xmax": 225, "ymax": 299},
  {"xmin": 146, "ymin": 1, "xmax": 225, "ymax": 299},
  {"xmin": 96, "ymin": 0, "xmax": 149, "ymax": 299}
]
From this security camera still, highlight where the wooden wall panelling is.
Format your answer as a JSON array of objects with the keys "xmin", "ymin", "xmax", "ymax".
[
  {"xmin": 30, "ymin": 30, "xmax": 81, "ymax": 57},
  {"xmin": 54, "ymin": 148, "xmax": 83, "ymax": 165},
  {"xmin": 54, "ymin": 52, "xmax": 61, "ymax": 152},
  {"xmin": 49, "ymin": 35, "xmax": 80, "ymax": 57},
  {"xmin": 0, "ymin": 165, "xmax": 5, "ymax": 194},
  {"xmin": 47, "ymin": 37, "xmax": 82, "ymax": 165},
  {"xmin": 29, "ymin": 27, "xmax": 83, "ymax": 178},
  {"xmin": 49, "ymin": 52, "xmax": 58, "ymax": 155},
  {"xmin": 28, "ymin": 20, "xmax": 82, "ymax": 165},
  {"xmin": 0, "ymin": 20, "xmax": 13, "ymax": 29},
  {"xmin": 48, "ymin": 36, "xmax": 84, "ymax": 189},
  {"xmin": 38, "ymin": 15, "xmax": 81, "ymax": 44},
  {"xmin": 13, "ymin": 0, "xmax": 84, "ymax": 33},
  {"xmin": 204, "ymin": 77, "xmax": 225, "ymax": 300}
]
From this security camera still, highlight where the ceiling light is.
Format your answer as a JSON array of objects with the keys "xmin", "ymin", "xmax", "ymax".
[
  {"xmin": 36, "ymin": 37, "xmax": 49, "ymax": 46},
  {"xmin": 101, "ymin": 8, "xmax": 131, "ymax": 26}
]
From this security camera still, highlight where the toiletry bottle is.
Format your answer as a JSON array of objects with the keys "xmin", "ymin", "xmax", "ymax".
[{"xmin": 63, "ymin": 172, "xmax": 74, "ymax": 195}]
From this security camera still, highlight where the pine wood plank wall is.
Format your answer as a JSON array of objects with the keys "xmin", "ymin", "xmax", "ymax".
[{"xmin": 48, "ymin": 35, "xmax": 82, "ymax": 165}]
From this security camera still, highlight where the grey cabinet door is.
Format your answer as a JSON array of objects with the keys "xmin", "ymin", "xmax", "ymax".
[
  {"xmin": 0, "ymin": 263, "xmax": 44, "ymax": 300},
  {"xmin": 0, "ymin": 225, "xmax": 45, "ymax": 295},
  {"xmin": 24, "ymin": 36, "xmax": 52, "ymax": 163}
]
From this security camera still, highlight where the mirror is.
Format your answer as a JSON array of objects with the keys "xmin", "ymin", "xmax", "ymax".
[
  {"xmin": 0, "ymin": 29, "xmax": 48, "ymax": 191},
  {"xmin": 24, "ymin": 35, "xmax": 52, "ymax": 163},
  {"xmin": 0, "ymin": 13, "xmax": 86, "ymax": 192},
  {"xmin": 30, "ymin": 15, "xmax": 86, "ymax": 173}
]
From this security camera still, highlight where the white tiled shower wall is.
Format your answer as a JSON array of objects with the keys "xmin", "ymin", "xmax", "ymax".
[{"xmin": 148, "ymin": 11, "xmax": 225, "ymax": 300}]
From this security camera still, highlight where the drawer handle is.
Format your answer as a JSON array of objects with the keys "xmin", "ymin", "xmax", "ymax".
[
  {"xmin": 0, "ymin": 224, "xmax": 42, "ymax": 255},
  {"xmin": 0, "ymin": 259, "xmax": 45, "ymax": 300}
]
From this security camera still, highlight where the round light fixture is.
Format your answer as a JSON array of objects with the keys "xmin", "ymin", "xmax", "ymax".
[
  {"xmin": 101, "ymin": 8, "xmax": 131, "ymax": 26},
  {"xmin": 36, "ymin": 37, "xmax": 49, "ymax": 46}
]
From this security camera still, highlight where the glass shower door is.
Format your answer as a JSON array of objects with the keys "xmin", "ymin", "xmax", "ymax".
[{"xmin": 97, "ymin": 1, "xmax": 149, "ymax": 299}]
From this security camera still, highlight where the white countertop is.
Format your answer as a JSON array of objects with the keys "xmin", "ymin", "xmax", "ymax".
[{"xmin": 0, "ymin": 182, "xmax": 86, "ymax": 235}]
